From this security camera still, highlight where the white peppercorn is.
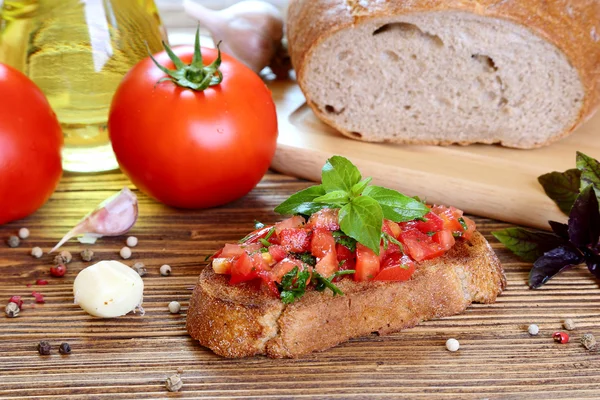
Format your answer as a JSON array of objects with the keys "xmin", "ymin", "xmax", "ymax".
[
  {"xmin": 5, "ymin": 302, "xmax": 19, "ymax": 318},
  {"xmin": 165, "ymin": 373, "xmax": 183, "ymax": 392},
  {"xmin": 120, "ymin": 246, "xmax": 132, "ymax": 259},
  {"xmin": 528, "ymin": 324, "xmax": 539, "ymax": 336},
  {"xmin": 54, "ymin": 250, "xmax": 72, "ymax": 265},
  {"xmin": 18, "ymin": 227, "xmax": 30, "ymax": 239},
  {"xmin": 6, "ymin": 235, "xmax": 19, "ymax": 248},
  {"xmin": 563, "ymin": 319, "xmax": 575, "ymax": 331},
  {"xmin": 80, "ymin": 248, "xmax": 94, "ymax": 262},
  {"xmin": 445, "ymin": 338, "xmax": 460, "ymax": 352},
  {"xmin": 31, "ymin": 247, "xmax": 43, "ymax": 259},
  {"xmin": 126, "ymin": 236, "xmax": 138, "ymax": 247},
  {"xmin": 160, "ymin": 264, "xmax": 172, "ymax": 276},
  {"xmin": 168, "ymin": 301, "xmax": 181, "ymax": 314},
  {"xmin": 132, "ymin": 262, "xmax": 147, "ymax": 276}
]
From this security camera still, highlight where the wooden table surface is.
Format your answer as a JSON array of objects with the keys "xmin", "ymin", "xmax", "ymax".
[{"xmin": 0, "ymin": 170, "xmax": 599, "ymax": 399}]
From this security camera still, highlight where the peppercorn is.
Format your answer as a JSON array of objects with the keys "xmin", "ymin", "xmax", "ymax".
[
  {"xmin": 31, "ymin": 247, "xmax": 43, "ymax": 259},
  {"xmin": 528, "ymin": 324, "xmax": 539, "ymax": 336},
  {"xmin": 6, "ymin": 235, "xmax": 20, "ymax": 248},
  {"xmin": 126, "ymin": 236, "xmax": 138, "ymax": 247},
  {"xmin": 160, "ymin": 264, "xmax": 172, "ymax": 276},
  {"xmin": 445, "ymin": 338, "xmax": 460, "ymax": 352},
  {"xmin": 165, "ymin": 373, "xmax": 183, "ymax": 392},
  {"xmin": 9, "ymin": 296, "xmax": 23, "ymax": 308},
  {"xmin": 18, "ymin": 227, "xmax": 30, "ymax": 240},
  {"xmin": 581, "ymin": 333, "xmax": 597, "ymax": 350},
  {"xmin": 132, "ymin": 262, "xmax": 147, "ymax": 276},
  {"xmin": 37, "ymin": 341, "xmax": 51, "ymax": 355},
  {"xmin": 563, "ymin": 319, "xmax": 576, "ymax": 331},
  {"xmin": 36, "ymin": 279, "xmax": 48, "ymax": 285},
  {"xmin": 5, "ymin": 302, "xmax": 19, "ymax": 318},
  {"xmin": 120, "ymin": 246, "xmax": 132, "ymax": 259},
  {"xmin": 553, "ymin": 332, "xmax": 570, "ymax": 344},
  {"xmin": 50, "ymin": 264, "xmax": 67, "ymax": 277},
  {"xmin": 53, "ymin": 250, "xmax": 73, "ymax": 265},
  {"xmin": 80, "ymin": 248, "xmax": 94, "ymax": 262},
  {"xmin": 168, "ymin": 301, "xmax": 181, "ymax": 314},
  {"xmin": 58, "ymin": 342, "xmax": 71, "ymax": 355}
]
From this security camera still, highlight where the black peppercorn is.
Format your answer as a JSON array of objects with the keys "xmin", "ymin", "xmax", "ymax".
[
  {"xmin": 37, "ymin": 341, "xmax": 51, "ymax": 355},
  {"xmin": 59, "ymin": 342, "xmax": 71, "ymax": 355}
]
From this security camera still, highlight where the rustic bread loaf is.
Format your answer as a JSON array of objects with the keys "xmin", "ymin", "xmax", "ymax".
[
  {"xmin": 187, "ymin": 232, "xmax": 505, "ymax": 358},
  {"xmin": 286, "ymin": 0, "xmax": 600, "ymax": 148}
]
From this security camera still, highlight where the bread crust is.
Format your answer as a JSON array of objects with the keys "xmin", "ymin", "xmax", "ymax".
[
  {"xmin": 187, "ymin": 232, "xmax": 506, "ymax": 358},
  {"xmin": 287, "ymin": 0, "xmax": 600, "ymax": 148}
]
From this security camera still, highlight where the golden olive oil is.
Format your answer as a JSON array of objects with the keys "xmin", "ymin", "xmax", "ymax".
[{"xmin": 0, "ymin": 0, "xmax": 166, "ymax": 172}]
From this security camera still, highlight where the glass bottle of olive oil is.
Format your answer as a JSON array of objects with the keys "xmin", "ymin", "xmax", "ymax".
[{"xmin": 0, "ymin": 0, "xmax": 167, "ymax": 172}]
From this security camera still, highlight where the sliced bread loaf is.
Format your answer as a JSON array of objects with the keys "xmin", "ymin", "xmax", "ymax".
[{"xmin": 287, "ymin": 0, "xmax": 600, "ymax": 148}]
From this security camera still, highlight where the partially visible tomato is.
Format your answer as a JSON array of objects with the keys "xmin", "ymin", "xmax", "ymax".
[
  {"xmin": 432, "ymin": 229, "xmax": 456, "ymax": 251},
  {"xmin": 336, "ymin": 244, "xmax": 356, "ymax": 271},
  {"xmin": 275, "ymin": 216, "xmax": 305, "ymax": 235},
  {"xmin": 0, "ymin": 64, "xmax": 63, "ymax": 225},
  {"xmin": 374, "ymin": 263, "xmax": 416, "ymax": 281},
  {"xmin": 268, "ymin": 245, "xmax": 288, "ymax": 263},
  {"xmin": 220, "ymin": 243, "xmax": 244, "ymax": 257},
  {"xmin": 311, "ymin": 228, "xmax": 336, "ymax": 258},
  {"xmin": 355, "ymin": 243, "xmax": 380, "ymax": 281},
  {"xmin": 399, "ymin": 229, "xmax": 445, "ymax": 262},
  {"xmin": 403, "ymin": 212, "xmax": 444, "ymax": 234},
  {"xmin": 279, "ymin": 228, "xmax": 311, "ymax": 253},
  {"xmin": 315, "ymin": 251, "xmax": 338, "ymax": 277},
  {"xmin": 461, "ymin": 216, "xmax": 477, "ymax": 240},
  {"xmin": 108, "ymin": 44, "xmax": 277, "ymax": 209},
  {"xmin": 229, "ymin": 252, "xmax": 257, "ymax": 284},
  {"xmin": 306, "ymin": 208, "xmax": 340, "ymax": 231}
]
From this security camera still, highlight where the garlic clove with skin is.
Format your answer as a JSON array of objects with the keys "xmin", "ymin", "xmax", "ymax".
[
  {"xmin": 183, "ymin": 0, "xmax": 284, "ymax": 74},
  {"xmin": 50, "ymin": 187, "xmax": 138, "ymax": 253}
]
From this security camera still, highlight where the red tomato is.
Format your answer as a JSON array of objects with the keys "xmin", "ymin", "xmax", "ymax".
[
  {"xmin": 220, "ymin": 243, "xmax": 244, "ymax": 257},
  {"xmin": 399, "ymin": 229, "xmax": 445, "ymax": 262},
  {"xmin": 462, "ymin": 216, "xmax": 477, "ymax": 240},
  {"xmin": 402, "ymin": 212, "xmax": 444, "ymax": 234},
  {"xmin": 306, "ymin": 208, "xmax": 340, "ymax": 231},
  {"xmin": 311, "ymin": 228, "xmax": 336, "ymax": 258},
  {"xmin": 432, "ymin": 205, "xmax": 464, "ymax": 232},
  {"xmin": 315, "ymin": 251, "xmax": 338, "ymax": 277},
  {"xmin": 271, "ymin": 258, "xmax": 304, "ymax": 283},
  {"xmin": 336, "ymin": 244, "xmax": 356, "ymax": 271},
  {"xmin": 230, "ymin": 252, "xmax": 257, "ymax": 284},
  {"xmin": 268, "ymin": 245, "xmax": 288, "ymax": 263},
  {"xmin": 108, "ymin": 45, "xmax": 277, "ymax": 209},
  {"xmin": 432, "ymin": 229, "xmax": 456, "ymax": 251},
  {"xmin": 279, "ymin": 228, "xmax": 311, "ymax": 253},
  {"xmin": 383, "ymin": 220, "xmax": 401, "ymax": 238},
  {"xmin": 274, "ymin": 215, "xmax": 305, "ymax": 235},
  {"xmin": 374, "ymin": 263, "xmax": 416, "ymax": 281},
  {"xmin": 242, "ymin": 226, "xmax": 273, "ymax": 244},
  {"xmin": 0, "ymin": 64, "xmax": 63, "ymax": 225},
  {"xmin": 355, "ymin": 243, "xmax": 380, "ymax": 281}
]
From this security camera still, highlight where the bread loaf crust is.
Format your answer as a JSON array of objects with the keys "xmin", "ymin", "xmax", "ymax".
[
  {"xmin": 287, "ymin": 0, "xmax": 600, "ymax": 147},
  {"xmin": 187, "ymin": 232, "xmax": 505, "ymax": 358}
]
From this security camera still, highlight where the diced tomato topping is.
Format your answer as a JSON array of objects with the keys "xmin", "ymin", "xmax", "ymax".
[
  {"xmin": 315, "ymin": 251, "xmax": 338, "ymax": 277},
  {"xmin": 251, "ymin": 253, "xmax": 270, "ymax": 271},
  {"xmin": 229, "ymin": 252, "xmax": 257, "ymax": 284},
  {"xmin": 398, "ymin": 229, "xmax": 445, "ymax": 262},
  {"xmin": 311, "ymin": 228, "xmax": 336, "ymax": 258},
  {"xmin": 336, "ymin": 244, "xmax": 356, "ymax": 271},
  {"xmin": 220, "ymin": 243, "xmax": 245, "ymax": 258},
  {"xmin": 271, "ymin": 258, "xmax": 304, "ymax": 283},
  {"xmin": 279, "ymin": 228, "xmax": 311, "ymax": 253},
  {"xmin": 432, "ymin": 205, "xmax": 464, "ymax": 232},
  {"xmin": 241, "ymin": 242, "xmax": 263, "ymax": 253},
  {"xmin": 306, "ymin": 208, "xmax": 340, "ymax": 231},
  {"xmin": 461, "ymin": 216, "xmax": 476, "ymax": 240},
  {"xmin": 354, "ymin": 243, "xmax": 380, "ymax": 281},
  {"xmin": 432, "ymin": 229, "xmax": 455, "ymax": 251},
  {"xmin": 383, "ymin": 220, "xmax": 401, "ymax": 238},
  {"xmin": 374, "ymin": 263, "xmax": 416, "ymax": 281},
  {"xmin": 275, "ymin": 215, "xmax": 306, "ymax": 235},
  {"xmin": 241, "ymin": 226, "xmax": 273, "ymax": 244},
  {"xmin": 256, "ymin": 270, "xmax": 279, "ymax": 297},
  {"xmin": 407, "ymin": 212, "xmax": 444, "ymax": 234},
  {"xmin": 268, "ymin": 245, "xmax": 287, "ymax": 262}
]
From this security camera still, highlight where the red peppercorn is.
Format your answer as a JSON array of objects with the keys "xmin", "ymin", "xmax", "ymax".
[
  {"xmin": 50, "ymin": 264, "xmax": 67, "ymax": 277},
  {"xmin": 8, "ymin": 296, "xmax": 23, "ymax": 308},
  {"xmin": 36, "ymin": 279, "xmax": 48, "ymax": 285},
  {"xmin": 553, "ymin": 332, "xmax": 570, "ymax": 344}
]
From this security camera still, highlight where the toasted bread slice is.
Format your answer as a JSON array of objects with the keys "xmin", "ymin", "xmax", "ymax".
[{"xmin": 187, "ymin": 231, "xmax": 505, "ymax": 358}]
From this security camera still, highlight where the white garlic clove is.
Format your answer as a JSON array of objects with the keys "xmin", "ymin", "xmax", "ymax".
[
  {"xmin": 73, "ymin": 260, "xmax": 144, "ymax": 318},
  {"xmin": 51, "ymin": 188, "xmax": 138, "ymax": 253}
]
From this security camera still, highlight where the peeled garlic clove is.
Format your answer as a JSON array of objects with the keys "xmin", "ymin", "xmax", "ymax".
[
  {"xmin": 50, "ymin": 188, "xmax": 138, "ymax": 253},
  {"xmin": 73, "ymin": 260, "xmax": 144, "ymax": 318}
]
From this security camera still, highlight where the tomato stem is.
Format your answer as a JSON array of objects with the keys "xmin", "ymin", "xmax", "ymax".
[{"xmin": 148, "ymin": 27, "xmax": 223, "ymax": 91}]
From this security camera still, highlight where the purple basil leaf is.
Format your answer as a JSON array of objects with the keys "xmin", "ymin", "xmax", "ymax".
[
  {"xmin": 529, "ymin": 246, "xmax": 584, "ymax": 288},
  {"xmin": 549, "ymin": 221, "xmax": 569, "ymax": 240},
  {"xmin": 538, "ymin": 169, "xmax": 582, "ymax": 215},
  {"xmin": 568, "ymin": 185, "xmax": 600, "ymax": 248},
  {"xmin": 585, "ymin": 251, "xmax": 600, "ymax": 279}
]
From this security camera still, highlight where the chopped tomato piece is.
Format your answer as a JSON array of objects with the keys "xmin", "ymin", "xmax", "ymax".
[
  {"xmin": 268, "ymin": 245, "xmax": 287, "ymax": 262},
  {"xmin": 256, "ymin": 270, "xmax": 279, "ymax": 297},
  {"xmin": 311, "ymin": 228, "xmax": 336, "ymax": 258},
  {"xmin": 220, "ymin": 243, "xmax": 244, "ymax": 258},
  {"xmin": 383, "ymin": 220, "xmax": 401, "ymax": 238},
  {"xmin": 432, "ymin": 205, "xmax": 464, "ymax": 232},
  {"xmin": 241, "ymin": 243, "xmax": 262, "ymax": 253},
  {"xmin": 336, "ymin": 244, "xmax": 356, "ymax": 272},
  {"xmin": 409, "ymin": 212, "xmax": 444, "ymax": 234},
  {"xmin": 271, "ymin": 258, "xmax": 303, "ymax": 283},
  {"xmin": 315, "ymin": 251, "xmax": 338, "ymax": 277},
  {"xmin": 212, "ymin": 257, "xmax": 232, "ymax": 274},
  {"xmin": 230, "ymin": 252, "xmax": 257, "ymax": 284},
  {"xmin": 251, "ymin": 253, "xmax": 270, "ymax": 271},
  {"xmin": 398, "ymin": 229, "xmax": 445, "ymax": 262},
  {"xmin": 279, "ymin": 228, "xmax": 311, "ymax": 253},
  {"xmin": 242, "ymin": 226, "xmax": 273, "ymax": 244},
  {"xmin": 461, "ymin": 216, "xmax": 476, "ymax": 240},
  {"xmin": 354, "ymin": 243, "xmax": 380, "ymax": 281},
  {"xmin": 432, "ymin": 229, "xmax": 455, "ymax": 251},
  {"xmin": 306, "ymin": 208, "xmax": 340, "ymax": 231},
  {"xmin": 275, "ymin": 215, "xmax": 305, "ymax": 235},
  {"xmin": 374, "ymin": 263, "xmax": 416, "ymax": 281}
]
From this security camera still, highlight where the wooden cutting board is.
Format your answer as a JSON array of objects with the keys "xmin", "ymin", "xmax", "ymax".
[{"xmin": 269, "ymin": 80, "xmax": 600, "ymax": 230}]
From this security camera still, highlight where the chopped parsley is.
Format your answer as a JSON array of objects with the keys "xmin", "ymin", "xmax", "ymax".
[
  {"xmin": 458, "ymin": 217, "xmax": 468, "ymax": 231},
  {"xmin": 290, "ymin": 252, "xmax": 317, "ymax": 266}
]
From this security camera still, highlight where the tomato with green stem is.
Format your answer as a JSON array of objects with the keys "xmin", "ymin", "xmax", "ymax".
[{"xmin": 108, "ymin": 30, "xmax": 278, "ymax": 209}]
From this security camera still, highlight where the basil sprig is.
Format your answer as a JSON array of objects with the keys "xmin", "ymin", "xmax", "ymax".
[
  {"xmin": 494, "ymin": 152, "xmax": 600, "ymax": 288},
  {"xmin": 275, "ymin": 156, "xmax": 429, "ymax": 255}
]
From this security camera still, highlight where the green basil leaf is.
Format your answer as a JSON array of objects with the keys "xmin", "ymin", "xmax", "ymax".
[
  {"xmin": 492, "ymin": 228, "xmax": 566, "ymax": 263},
  {"xmin": 577, "ymin": 152, "xmax": 600, "ymax": 192},
  {"xmin": 313, "ymin": 190, "xmax": 350, "ymax": 205},
  {"xmin": 274, "ymin": 185, "xmax": 326, "ymax": 216},
  {"xmin": 362, "ymin": 185, "xmax": 429, "ymax": 222},
  {"xmin": 351, "ymin": 177, "xmax": 372, "ymax": 197},
  {"xmin": 339, "ymin": 196, "xmax": 383, "ymax": 255},
  {"xmin": 321, "ymin": 156, "xmax": 362, "ymax": 193},
  {"xmin": 538, "ymin": 169, "xmax": 582, "ymax": 215}
]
